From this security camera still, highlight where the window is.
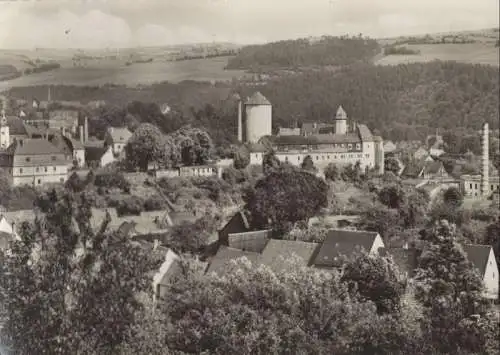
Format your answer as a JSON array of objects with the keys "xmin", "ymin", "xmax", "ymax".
[
  {"xmin": 491, "ymin": 185, "xmax": 494, "ymax": 190},
  {"xmin": 297, "ymin": 156, "xmax": 300, "ymax": 161},
  {"xmin": 53, "ymin": 167, "xmax": 56, "ymax": 172},
  {"xmin": 25, "ymin": 157, "xmax": 30, "ymax": 162},
  {"xmin": 51, "ymin": 156, "xmax": 56, "ymax": 161},
  {"xmin": 475, "ymin": 184, "xmax": 478, "ymax": 189},
  {"xmin": 36, "ymin": 167, "xmax": 39, "ymax": 172},
  {"xmin": 19, "ymin": 168, "xmax": 23, "ymax": 174},
  {"xmin": 316, "ymin": 156, "xmax": 319, "ymax": 161},
  {"xmin": 37, "ymin": 179, "xmax": 41, "ymax": 184},
  {"xmin": 356, "ymin": 144, "xmax": 361, "ymax": 149},
  {"xmin": 470, "ymin": 183, "xmax": 473, "ymax": 189},
  {"xmin": 348, "ymin": 144, "xmax": 352, "ymax": 149}
]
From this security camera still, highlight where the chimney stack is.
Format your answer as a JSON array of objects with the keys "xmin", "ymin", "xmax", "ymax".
[
  {"xmin": 84, "ymin": 116, "xmax": 89, "ymax": 143},
  {"xmin": 237, "ymin": 99, "xmax": 243, "ymax": 143},
  {"xmin": 481, "ymin": 123, "xmax": 489, "ymax": 197},
  {"xmin": 79, "ymin": 125, "xmax": 84, "ymax": 144}
]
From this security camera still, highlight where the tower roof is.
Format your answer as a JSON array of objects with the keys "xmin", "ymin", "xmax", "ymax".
[
  {"xmin": 245, "ymin": 92, "xmax": 271, "ymax": 106},
  {"xmin": 335, "ymin": 105, "xmax": 347, "ymax": 119}
]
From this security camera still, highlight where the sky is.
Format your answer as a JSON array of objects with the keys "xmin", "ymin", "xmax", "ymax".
[{"xmin": 0, "ymin": 0, "xmax": 498, "ymax": 49}]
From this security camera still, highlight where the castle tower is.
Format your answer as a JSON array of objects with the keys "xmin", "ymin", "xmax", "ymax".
[
  {"xmin": 244, "ymin": 92, "xmax": 272, "ymax": 143},
  {"xmin": 0, "ymin": 109, "xmax": 9, "ymax": 149},
  {"xmin": 481, "ymin": 122, "xmax": 489, "ymax": 197},
  {"xmin": 335, "ymin": 105, "xmax": 348, "ymax": 135}
]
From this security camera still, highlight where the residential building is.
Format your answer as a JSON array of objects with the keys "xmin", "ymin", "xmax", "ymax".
[
  {"xmin": 48, "ymin": 109, "xmax": 79, "ymax": 133},
  {"xmin": 460, "ymin": 175, "xmax": 500, "ymax": 198},
  {"xmin": 0, "ymin": 139, "xmax": 70, "ymax": 186},
  {"xmin": 104, "ymin": 127, "xmax": 132, "ymax": 156}
]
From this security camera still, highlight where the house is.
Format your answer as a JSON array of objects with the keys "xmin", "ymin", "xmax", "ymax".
[
  {"xmin": 84, "ymin": 141, "xmax": 114, "ymax": 168},
  {"xmin": 259, "ymin": 239, "xmax": 320, "ymax": 273},
  {"xmin": 247, "ymin": 143, "xmax": 267, "ymax": 165},
  {"xmin": 418, "ymin": 161, "xmax": 449, "ymax": 180},
  {"xmin": 218, "ymin": 211, "xmax": 252, "ymax": 246},
  {"xmin": 0, "ymin": 139, "xmax": 70, "ymax": 186},
  {"xmin": 227, "ymin": 230, "xmax": 272, "ymax": 253},
  {"xmin": 152, "ymin": 247, "xmax": 182, "ymax": 300},
  {"xmin": 104, "ymin": 127, "xmax": 132, "ymax": 156},
  {"xmin": 206, "ymin": 246, "xmax": 261, "ymax": 275},
  {"xmin": 311, "ymin": 229, "xmax": 385, "ymax": 269},
  {"xmin": 463, "ymin": 244, "xmax": 499, "ymax": 300}
]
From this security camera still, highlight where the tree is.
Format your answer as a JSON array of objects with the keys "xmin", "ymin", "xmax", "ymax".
[
  {"xmin": 233, "ymin": 146, "xmax": 250, "ymax": 169},
  {"xmin": 0, "ymin": 189, "xmax": 163, "ymax": 354},
  {"xmin": 414, "ymin": 220, "xmax": 496, "ymax": 354},
  {"xmin": 443, "ymin": 186, "xmax": 463, "ymax": 208},
  {"xmin": 324, "ymin": 163, "xmax": 339, "ymax": 181},
  {"xmin": 262, "ymin": 150, "xmax": 281, "ymax": 174},
  {"xmin": 384, "ymin": 157, "xmax": 400, "ymax": 175},
  {"xmin": 244, "ymin": 169, "xmax": 328, "ymax": 234},
  {"xmin": 301, "ymin": 155, "xmax": 316, "ymax": 172},
  {"xmin": 378, "ymin": 184, "xmax": 406, "ymax": 209},
  {"xmin": 65, "ymin": 171, "xmax": 86, "ymax": 193},
  {"xmin": 125, "ymin": 123, "xmax": 166, "ymax": 171},
  {"xmin": 342, "ymin": 253, "xmax": 407, "ymax": 314},
  {"xmin": 172, "ymin": 126, "xmax": 213, "ymax": 166}
]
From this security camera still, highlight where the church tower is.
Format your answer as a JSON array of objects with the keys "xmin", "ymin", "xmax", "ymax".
[{"xmin": 0, "ymin": 109, "xmax": 10, "ymax": 149}]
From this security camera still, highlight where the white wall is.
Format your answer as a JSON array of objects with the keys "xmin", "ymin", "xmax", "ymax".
[
  {"xmin": 483, "ymin": 249, "xmax": 499, "ymax": 300},
  {"xmin": 245, "ymin": 105, "xmax": 272, "ymax": 143},
  {"xmin": 369, "ymin": 235, "xmax": 385, "ymax": 255}
]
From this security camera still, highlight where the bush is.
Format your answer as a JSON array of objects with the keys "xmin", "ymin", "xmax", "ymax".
[
  {"xmin": 109, "ymin": 195, "xmax": 145, "ymax": 216},
  {"xmin": 144, "ymin": 195, "xmax": 167, "ymax": 211},
  {"xmin": 94, "ymin": 171, "xmax": 130, "ymax": 192}
]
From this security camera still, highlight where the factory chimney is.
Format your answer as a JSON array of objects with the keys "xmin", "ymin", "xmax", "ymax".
[
  {"xmin": 481, "ymin": 123, "xmax": 489, "ymax": 197},
  {"xmin": 79, "ymin": 125, "xmax": 84, "ymax": 144},
  {"xmin": 84, "ymin": 116, "xmax": 89, "ymax": 143},
  {"xmin": 237, "ymin": 98, "xmax": 243, "ymax": 143}
]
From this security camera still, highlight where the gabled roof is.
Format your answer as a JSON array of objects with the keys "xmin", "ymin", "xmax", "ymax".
[
  {"xmin": 260, "ymin": 239, "xmax": 320, "ymax": 272},
  {"xmin": 227, "ymin": 230, "xmax": 271, "ymax": 253},
  {"xmin": 245, "ymin": 92, "xmax": 271, "ymax": 106},
  {"xmin": 270, "ymin": 133, "xmax": 361, "ymax": 146},
  {"xmin": 313, "ymin": 229, "xmax": 381, "ymax": 268},
  {"xmin": 6, "ymin": 138, "xmax": 65, "ymax": 156},
  {"xmin": 421, "ymin": 161, "xmax": 445, "ymax": 176},
  {"xmin": 85, "ymin": 146, "xmax": 107, "ymax": 162},
  {"xmin": 356, "ymin": 124, "xmax": 373, "ymax": 141},
  {"xmin": 206, "ymin": 246, "xmax": 261, "ymax": 275},
  {"xmin": 463, "ymin": 244, "xmax": 492, "ymax": 276},
  {"xmin": 380, "ymin": 247, "xmax": 419, "ymax": 277},
  {"xmin": 108, "ymin": 127, "xmax": 132, "ymax": 144}
]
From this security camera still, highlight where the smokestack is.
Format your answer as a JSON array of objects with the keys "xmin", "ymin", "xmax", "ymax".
[
  {"xmin": 84, "ymin": 116, "xmax": 89, "ymax": 143},
  {"xmin": 237, "ymin": 99, "xmax": 243, "ymax": 142},
  {"xmin": 79, "ymin": 125, "xmax": 84, "ymax": 144},
  {"xmin": 481, "ymin": 123, "xmax": 489, "ymax": 197}
]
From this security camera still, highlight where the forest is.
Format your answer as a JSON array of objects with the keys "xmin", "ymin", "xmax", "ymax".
[{"xmin": 225, "ymin": 35, "xmax": 380, "ymax": 70}]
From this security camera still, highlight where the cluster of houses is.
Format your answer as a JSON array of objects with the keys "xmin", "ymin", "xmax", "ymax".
[{"xmin": 150, "ymin": 210, "xmax": 499, "ymax": 302}]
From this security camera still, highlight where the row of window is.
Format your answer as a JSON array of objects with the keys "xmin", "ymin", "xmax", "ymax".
[
  {"xmin": 282, "ymin": 153, "xmax": 369, "ymax": 162},
  {"xmin": 34, "ymin": 178, "xmax": 65, "ymax": 185},
  {"xmin": 279, "ymin": 143, "xmax": 365, "ymax": 151},
  {"xmin": 468, "ymin": 183, "xmax": 499, "ymax": 191},
  {"xmin": 25, "ymin": 156, "xmax": 58, "ymax": 162},
  {"xmin": 18, "ymin": 166, "xmax": 61, "ymax": 174}
]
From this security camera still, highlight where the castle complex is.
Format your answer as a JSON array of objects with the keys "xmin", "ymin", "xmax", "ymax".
[{"xmin": 238, "ymin": 92, "xmax": 384, "ymax": 174}]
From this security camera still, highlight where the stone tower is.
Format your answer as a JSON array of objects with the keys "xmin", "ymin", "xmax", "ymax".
[
  {"xmin": 244, "ymin": 92, "xmax": 272, "ymax": 143},
  {"xmin": 481, "ymin": 123, "xmax": 489, "ymax": 197},
  {"xmin": 335, "ymin": 105, "xmax": 348, "ymax": 135}
]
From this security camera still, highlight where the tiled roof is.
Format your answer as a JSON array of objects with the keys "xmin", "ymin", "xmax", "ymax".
[
  {"xmin": 6, "ymin": 116, "xmax": 28, "ymax": 135},
  {"xmin": 270, "ymin": 133, "xmax": 361, "ymax": 146},
  {"xmin": 108, "ymin": 127, "xmax": 132, "ymax": 144},
  {"xmin": 260, "ymin": 239, "xmax": 320, "ymax": 272},
  {"xmin": 421, "ymin": 161, "xmax": 444, "ymax": 176},
  {"xmin": 380, "ymin": 248, "xmax": 419, "ymax": 277},
  {"xmin": 85, "ymin": 146, "xmax": 107, "ymax": 162},
  {"xmin": 245, "ymin": 92, "xmax": 271, "ymax": 106},
  {"xmin": 227, "ymin": 230, "xmax": 271, "ymax": 253},
  {"xmin": 356, "ymin": 124, "xmax": 373, "ymax": 141},
  {"xmin": 7, "ymin": 138, "xmax": 65, "ymax": 156},
  {"xmin": 463, "ymin": 244, "xmax": 491, "ymax": 276},
  {"xmin": 313, "ymin": 229, "xmax": 380, "ymax": 268},
  {"xmin": 206, "ymin": 246, "xmax": 261, "ymax": 275},
  {"xmin": 246, "ymin": 142, "xmax": 267, "ymax": 153},
  {"xmin": 301, "ymin": 123, "xmax": 335, "ymax": 136}
]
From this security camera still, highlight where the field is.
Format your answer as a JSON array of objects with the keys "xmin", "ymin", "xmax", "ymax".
[
  {"xmin": 375, "ymin": 43, "xmax": 499, "ymax": 67},
  {"xmin": 0, "ymin": 55, "xmax": 246, "ymax": 92}
]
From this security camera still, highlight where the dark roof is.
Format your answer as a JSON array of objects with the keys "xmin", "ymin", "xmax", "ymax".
[
  {"xmin": 85, "ymin": 146, "xmax": 107, "ymax": 162},
  {"xmin": 270, "ymin": 133, "xmax": 361, "ymax": 146},
  {"xmin": 206, "ymin": 246, "xmax": 261, "ymax": 275},
  {"xmin": 246, "ymin": 142, "xmax": 267, "ymax": 153},
  {"xmin": 301, "ymin": 123, "xmax": 336, "ymax": 136},
  {"xmin": 463, "ymin": 244, "xmax": 492, "ymax": 276},
  {"xmin": 422, "ymin": 161, "xmax": 444, "ymax": 176},
  {"xmin": 108, "ymin": 127, "xmax": 132, "ymax": 144},
  {"xmin": 6, "ymin": 116, "xmax": 28, "ymax": 135},
  {"xmin": 380, "ymin": 248, "xmax": 419, "ymax": 277},
  {"xmin": 227, "ymin": 230, "xmax": 271, "ymax": 253},
  {"xmin": 313, "ymin": 229, "xmax": 381, "ymax": 268},
  {"xmin": 7, "ymin": 138, "xmax": 65, "ymax": 156},
  {"xmin": 245, "ymin": 92, "xmax": 271, "ymax": 106},
  {"xmin": 260, "ymin": 239, "xmax": 320, "ymax": 272}
]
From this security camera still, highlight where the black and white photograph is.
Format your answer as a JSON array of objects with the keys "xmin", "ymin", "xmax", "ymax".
[{"xmin": 0, "ymin": 0, "xmax": 499, "ymax": 354}]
